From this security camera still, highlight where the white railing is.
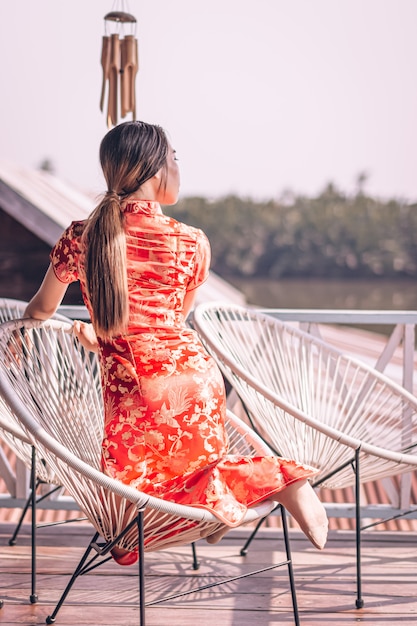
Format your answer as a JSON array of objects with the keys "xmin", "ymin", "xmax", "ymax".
[
  {"xmin": 263, "ymin": 309, "xmax": 417, "ymax": 393},
  {"xmin": 1, "ymin": 307, "xmax": 417, "ymax": 523}
]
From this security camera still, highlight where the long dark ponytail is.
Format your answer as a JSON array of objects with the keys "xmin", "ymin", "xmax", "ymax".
[{"xmin": 83, "ymin": 121, "xmax": 169, "ymax": 338}]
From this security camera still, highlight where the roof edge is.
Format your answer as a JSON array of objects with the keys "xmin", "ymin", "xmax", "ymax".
[{"xmin": 0, "ymin": 179, "xmax": 63, "ymax": 246}]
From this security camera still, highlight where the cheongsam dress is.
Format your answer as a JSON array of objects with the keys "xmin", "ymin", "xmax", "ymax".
[{"xmin": 50, "ymin": 199, "xmax": 317, "ymax": 526}]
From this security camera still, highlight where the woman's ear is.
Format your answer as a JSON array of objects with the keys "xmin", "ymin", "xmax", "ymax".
[
  {"xmin": 152, "ymin": 168, "xmax": 162, "ymax": 183},
  {"xmin": 134, "ymin": 169, "xmax": 163, "ymax": 201}
]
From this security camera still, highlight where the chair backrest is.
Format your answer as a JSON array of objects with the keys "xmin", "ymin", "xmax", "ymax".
[
  {"xmin": 0, "ymin": 299, "xmax": 57, "ymax": 484},
  {"xmin": 0, "ymin": 298, "xmax": 29, "ymax": 323},
  {"xmin": 0, "ymin": 318, "xmax": 104, "ymax": 466},
  {"xmin": 0, "ymin": 317, "xmax": 275, "ymax": 552},
  {"xmin": 193, "ymin": 303, "xmax": 417, "ymax": 488}
]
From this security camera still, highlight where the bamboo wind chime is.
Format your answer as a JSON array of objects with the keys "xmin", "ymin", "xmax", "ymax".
[{"xmin": 100, "ymin": 8, "xmax": 138, "ymax": 128}]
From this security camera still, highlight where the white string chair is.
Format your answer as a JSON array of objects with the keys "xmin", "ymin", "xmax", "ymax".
[
  {"xmin": 0, "ymin": 317, "xmax": 300, "ymax": 626},
  {"xmin": 0, "ymin": 298, "xmax": 77, "ymax": 603},
  {"xmin": 0, "ymin": 300, "xmax": 56, "ymax": 496},
  {"xmin": 193, "ymin": 302, "xmax": 417, "ymax": 609}
]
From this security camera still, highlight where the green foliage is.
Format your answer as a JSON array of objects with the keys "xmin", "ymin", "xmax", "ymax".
[{"xmin": 164, "ymin": 187, "xmax": 417, "ymax": 280}]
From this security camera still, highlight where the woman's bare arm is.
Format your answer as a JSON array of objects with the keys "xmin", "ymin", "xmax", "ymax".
[
  {"xmin": 182, "ymin": 290, "xmax": 197, "ymax": 320},
  {"xmin": 24, "ymin": 264, "xmax": 69, "ymax": 319}
]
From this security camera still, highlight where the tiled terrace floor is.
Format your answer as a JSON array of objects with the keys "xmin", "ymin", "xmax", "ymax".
[{"xmin": 1, "ymin": 522, "xmax": 417, "ymax": 625}]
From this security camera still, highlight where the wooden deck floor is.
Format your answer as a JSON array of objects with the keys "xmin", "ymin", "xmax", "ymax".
[{"xmin": 1, "ymin": 522, "xmax": 417, "ymax": 625}]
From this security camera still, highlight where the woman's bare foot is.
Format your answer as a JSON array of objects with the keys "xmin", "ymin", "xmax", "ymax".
[{"xmin": 275, "ymin": 479, "xmax": 328, "ymax": 550}]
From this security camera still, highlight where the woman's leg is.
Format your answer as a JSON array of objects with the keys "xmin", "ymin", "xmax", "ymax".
[
  {"xmin": 274, "ymin": 479, "xmax": 328, "ymax": 550},
  {"xmin": 206, "ymin": 479, "xmax": 328, "ymax": 548}
]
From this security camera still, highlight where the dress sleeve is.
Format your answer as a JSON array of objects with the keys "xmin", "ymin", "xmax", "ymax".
[
  {"xmin": 187, "ymin": 229, "xmax": 211, "ymax": 292},
  {"xmin": 49, "ymin": 222, "xmax": 82, "ymax": 284}
]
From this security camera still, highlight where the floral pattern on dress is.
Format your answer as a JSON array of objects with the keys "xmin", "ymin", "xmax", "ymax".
[{"xmin": 50, "ymin": 199, "xmax": 318, "ymax": 526}]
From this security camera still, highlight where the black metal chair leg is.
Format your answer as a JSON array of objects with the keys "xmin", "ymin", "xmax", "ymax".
[
  {"xmin": 137, "ymin": 511, "xmax": 145, "ymax": 626},
  {"xmin": 191, "ymin": 542, "xmax": 200, "ymax": 570},
  {"xmin": 280, "ymin": 505, "xmax": 300, "ymax": 626},
  {"xmin": 9, "ymin": 481, "xmax": 62, "ymax": 546},
  {"xmin": 46, "ymin": 533, "xmax": 99, "ymax": 624},
  {"xmin": 8, "ymin": 487, "xmax": 36, "ymax": 546},
  {"xmin": 30, "ymin": 446, "xmax": 37, "ymax": 604},
  {"xmin": 355, "ymin": 447, "xmax": 364, "ymax": 609}
]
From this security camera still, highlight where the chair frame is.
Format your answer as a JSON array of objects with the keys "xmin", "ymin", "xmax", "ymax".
[
  {"xmin": 0, "ymin": 415, "xmax": 46, "ymax": 603},
  {"xmin": 193, "ymin": 302, "xmax": 417, "ymax": 609},
  {"xmin": 0, "ymin": 298, "xmax": 84, "ymax": 603},
  {"xmin": 0, "ymin": 317, "xmax": 300, "ymax": 626}
]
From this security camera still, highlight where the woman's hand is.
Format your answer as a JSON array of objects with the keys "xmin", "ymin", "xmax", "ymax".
[
  {"xmin": 72, "ymin": 321, "xmax": 99, "ymax": 353},
  {"xmin": 6, "ymin": 327, "xmax": 32, "ymax": 367}
]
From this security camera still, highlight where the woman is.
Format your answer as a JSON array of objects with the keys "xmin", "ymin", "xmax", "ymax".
[{"xmin": 24, "ymin": 121, "xmax": 328, "ymax": 564}]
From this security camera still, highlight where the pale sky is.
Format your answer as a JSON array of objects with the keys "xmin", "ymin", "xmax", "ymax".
[{"xmin": 0, "ymin": 0, "xmax": 416, "ymax": 202}]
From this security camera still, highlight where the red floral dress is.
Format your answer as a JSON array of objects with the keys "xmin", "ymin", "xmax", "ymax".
[{"xmin": 50, "ymin": 200, "xmax": 317, "ymax": 526}]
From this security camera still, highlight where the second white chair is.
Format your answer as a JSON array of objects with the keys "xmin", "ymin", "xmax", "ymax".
[{"xmin": 193, "ymin": 302, "xmax": 417, "ymax": 609}]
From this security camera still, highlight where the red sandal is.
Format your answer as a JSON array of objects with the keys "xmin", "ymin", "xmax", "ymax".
[{"xmin": 110, "ymin": 548, "xmax": 138, "ymax": 566}]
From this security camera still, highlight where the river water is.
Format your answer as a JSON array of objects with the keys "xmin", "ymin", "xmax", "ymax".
[{"xmin": 228, "ymin": 277, "xmax": 417, "ymax": 311}]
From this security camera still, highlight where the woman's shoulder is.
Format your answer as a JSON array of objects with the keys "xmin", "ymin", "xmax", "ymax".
[
  {"xmin": 167, "ymin": 214, "xmax": 207, "ymax": 241},
  {"xmin": 60, "ymin": 219, "xmax": 87, "ymax": 241},
  {"xmin": 53, "ymin": 220, "xmax": 87, "ymax": 255}
]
